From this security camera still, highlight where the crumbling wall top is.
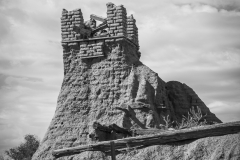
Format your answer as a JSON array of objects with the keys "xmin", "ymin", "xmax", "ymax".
[
  {"xmin": 61, "ymin": 3, "xmax": 139, "ymax": 60},
  {"xmin": 61, "ymin": 2, "xmax": 139, "ymax": 46}
]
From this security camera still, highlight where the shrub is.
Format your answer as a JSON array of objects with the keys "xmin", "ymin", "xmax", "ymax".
[
  {"xmin": 175, "ymin": 106, "xmax": 207, "ymax": 129},
  {"xmin": 161, "ymin": 106, "xmax": 207, "ymax": 130},
  {"xmin": 5, "ymin": 134, "xmax": 40, "ymax": 160}
]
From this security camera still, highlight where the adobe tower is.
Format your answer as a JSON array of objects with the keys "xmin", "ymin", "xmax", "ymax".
[{"xmin": 32, "ymin": 3, "xmax": 221, "ymax": 160}]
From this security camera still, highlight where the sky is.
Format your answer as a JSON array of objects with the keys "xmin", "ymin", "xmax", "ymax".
[{"xmin": 0, "ymin": 0, "xmax": 240, "ymax": 155}]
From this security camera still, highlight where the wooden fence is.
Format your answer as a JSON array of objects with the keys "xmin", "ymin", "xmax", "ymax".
[{"xmin": 52, "ymin": 121, "xmax": 240, "ymax": 159}]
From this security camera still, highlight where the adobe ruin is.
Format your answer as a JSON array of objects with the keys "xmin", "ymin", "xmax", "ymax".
[{"xmin": 32, "ymin": 3, "xmax": 222, "ymax": 160}]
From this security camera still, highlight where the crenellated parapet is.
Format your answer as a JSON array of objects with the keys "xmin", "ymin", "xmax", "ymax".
[
  {"xmin": 106, "ymin": 3, "xmax": 127, "ymax": 37},
  {"xmin": 127, "ymin": 15, "xmax": 139, "ymax": 46},
  {"xmin": 61, "ymin": 2, "xmax": 139, "ymax": 60},
  {"xmin": 61, "ymin": 8, "xmax": 85, "ymax": 41}
]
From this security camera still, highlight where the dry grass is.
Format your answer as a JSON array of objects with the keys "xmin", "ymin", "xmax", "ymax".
[{"xmin": 162, "ymin": 106, "xmax": 208, "ymax": 130}]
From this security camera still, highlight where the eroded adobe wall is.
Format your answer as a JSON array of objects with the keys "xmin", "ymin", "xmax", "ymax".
[
  {"xmin": 32, "ymin": 37, "xmax": 169, "ymax": 159},
  {"xmin": 62, "ymin": 37, "xmax": 139, "ymax": 75},
  {"xmin": 78, "ymin": 40, "xmax": 105, "ymax": 58},
  {"xmin": 61, "ymin": 9, "xmax": 84, "ymax": 41}
]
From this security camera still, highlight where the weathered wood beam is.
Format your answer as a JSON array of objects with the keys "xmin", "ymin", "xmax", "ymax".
[
  {"xmin": 93, "ymin": 121, "xmax": 165, "ymax": 136},
  {"xmin": 130, "ymin": 102, "xmax": 151, "ymax": 110},
  {"xmin": 90, "ymin": 14, "xmax": 106, "ymax": 22},
  {"xmin": 92, "ymin": 121, "xmax": 112, "ymax": 132},
  {"xmin": 110, "ymin": 141, "xmax": 116, "ymax": 160},
  {"xmin": 109, "ymin": 124, "xmax": 132, "ymax": 136},
  {"xmin": 91, "ymin": 23, "xmax": 108, "ymax": 35},
  {"xmin": 52, "ymin": 121, "xmax": 240, "ymax": 158},
  {"xmin": 116, "ymin": 104, "xmax": 147, "ymax": 129},
  {"xmin": 132, "ymin": 128, "xmax": 165, "ymax": 135},
  {"xmin": 92, "ymin": 122, "xmax": 131, "ymax": 136}
]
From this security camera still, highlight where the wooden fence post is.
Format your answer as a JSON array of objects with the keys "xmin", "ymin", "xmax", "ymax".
[{"xmin": 110, "ymin": 141, "xmax": 116, "ymax": 160}]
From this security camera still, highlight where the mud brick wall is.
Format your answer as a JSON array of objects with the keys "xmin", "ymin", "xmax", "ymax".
[
  {"xmin": 79, "ymin": 40, "xmax": 104, "ymax": 58},
  {"xmin": 61, "ymin": 8, "xmax": 84, "ymax": 41},
  {"xmin": 127, "ymin": 15, "xmax": 139, "ymax": 46},
  {"xmin": 106, "ymin": 3, "xmax": 127, "ymax": 37},
  {"xmin": 62, "ymin": 38, "xmax": 139, "ymax": 76}
]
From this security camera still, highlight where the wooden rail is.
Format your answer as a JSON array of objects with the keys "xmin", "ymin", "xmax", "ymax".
[
  {"xmin": 52, "ymin": 121, "xmax": 240, "ymax": 158},
  {"xmin": 132, "ymin": 128, "xmax": 165, "ymax": 135}
]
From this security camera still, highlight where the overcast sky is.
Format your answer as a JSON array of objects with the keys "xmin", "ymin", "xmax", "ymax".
[{"xmin": 0, "ymin": 0, "xmax": 240, "ymax": 155}]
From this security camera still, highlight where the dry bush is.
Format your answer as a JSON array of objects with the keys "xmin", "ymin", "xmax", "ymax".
[
  {"xmin": 175, "ymin": 106, "xmax": 207, "ymax": 129},
  {"xmin": 162, "ymin": 106, "xmax": 207, "ymax": 130},
  {"xmin": 161, "ymin": 115, "xmax": 174, "ymax": 129}
]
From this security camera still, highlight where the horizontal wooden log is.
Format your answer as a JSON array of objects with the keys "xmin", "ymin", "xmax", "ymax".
[
  {"xmin": 132, "ymin": 128, "xmax": 165, "ymax": 135},
  {"xmin": 52, "ymin": 121, "xmax": 240, "ymax": 158}
]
